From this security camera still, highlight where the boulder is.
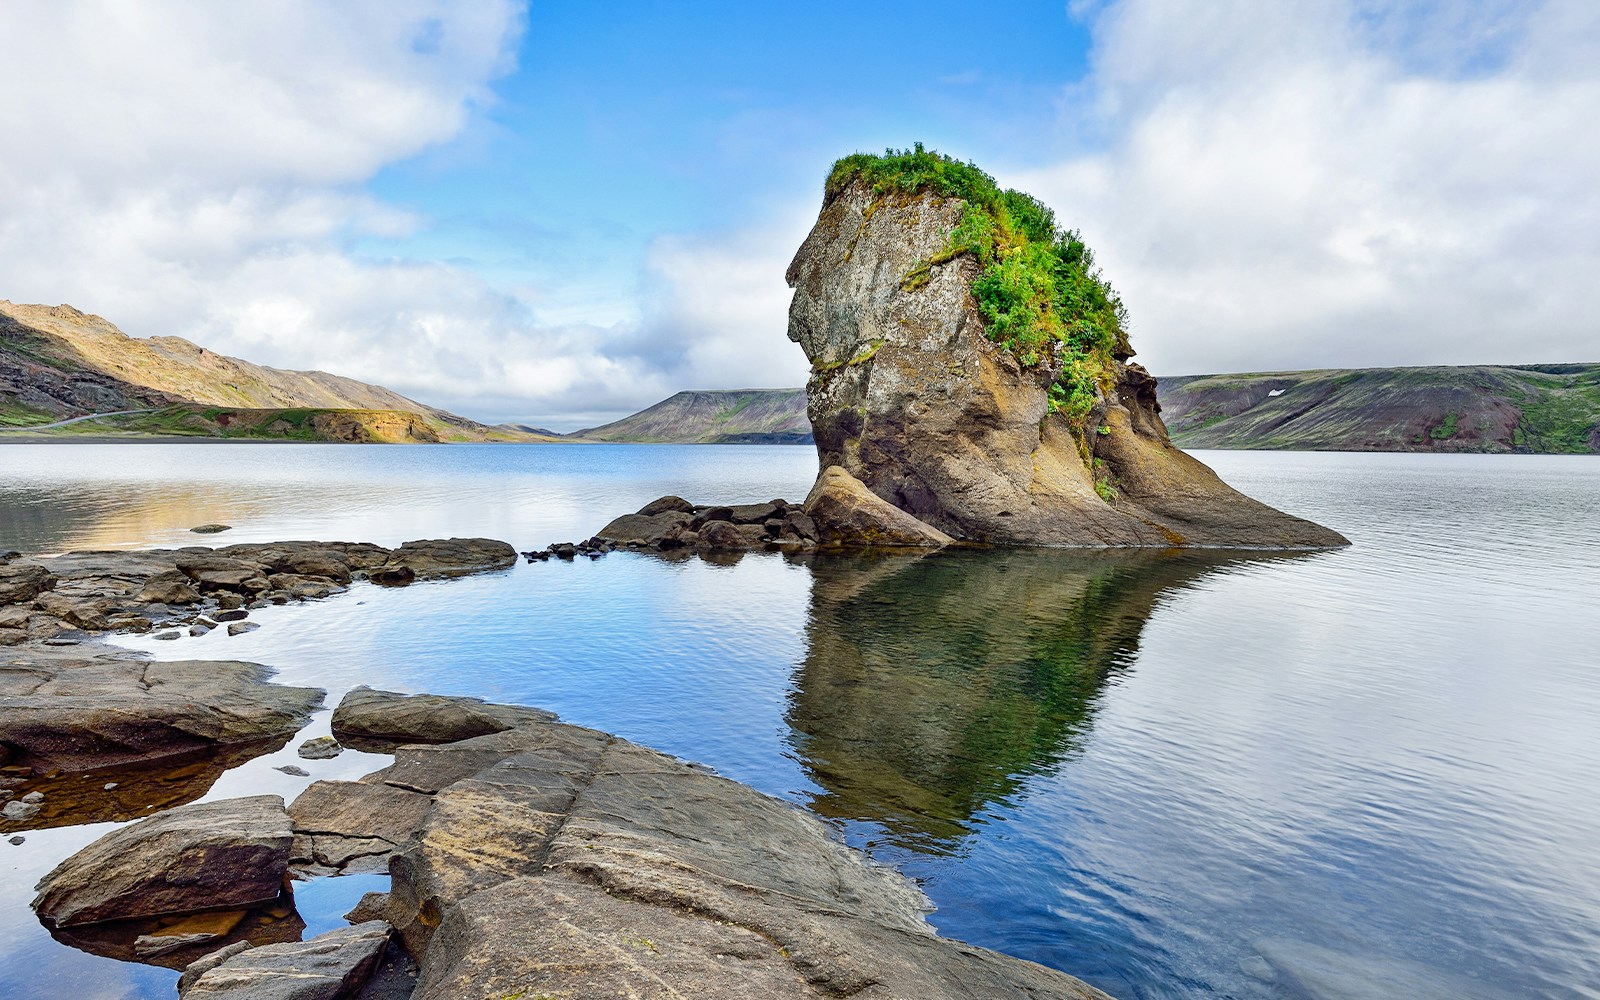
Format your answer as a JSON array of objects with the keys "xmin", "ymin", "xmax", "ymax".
[
  {"xmin": 695, "ymin": 520, "xmax": 747, "ymax": 551},
  {"xmin": 785, "ymin": 173, "xmax": 1347, "ymax": 548},
  {"xmin": 803, "ymin": 466, "xmax": 953, "ymax": 548},
  {"xmin": 174, "ymin": 552, "xmax": 271, "ymax": 591},
  {"xmin": 330, "ymin": 687, "xmax": 556, "ymax": 751},
  {"xmin": 297, "ymin": 737, "xmax": 342, "ymax": 760},
  {"xmin": 636, "ymin": 495, "xmax": 695, "ymax": 516},
  {"xmin": 289, "ymin": 780, "xmax": 433, "ymax": 874},
  {"xmin": 373, "ymin": 538, "xmax": 517, "ymax": 582},
  {"xmin": 594, "ymin": 511, "xmax": 691, "ymax": 547},
  {"xmin": 178, "ymin": 921, "xmax": 390, "ymax": 1000},
  {"xmin": 32, "ymin": 795, "xmax": 292, "ymax": 927},
  {"xmin": 0, "ymin": 563, "xmax": 55, "ymax": 605},
  {"xmin": 136, "ymin": 570, "xmax": 202, "ymax": 605}
]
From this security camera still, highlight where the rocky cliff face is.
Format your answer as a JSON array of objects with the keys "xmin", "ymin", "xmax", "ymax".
[{"xmin": 785, "ymin": 180, "xmax": 1347, "ymax": 548}]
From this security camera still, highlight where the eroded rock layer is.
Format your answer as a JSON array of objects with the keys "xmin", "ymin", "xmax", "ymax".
[{"xmin": 785, "ymin": 181, "xmax": 1348, "ymax": 548}]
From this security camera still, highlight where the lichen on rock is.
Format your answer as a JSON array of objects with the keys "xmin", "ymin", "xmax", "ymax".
[{"xmin": 787, "ymin": 146, "xmax": 1348, "ymax": 548}]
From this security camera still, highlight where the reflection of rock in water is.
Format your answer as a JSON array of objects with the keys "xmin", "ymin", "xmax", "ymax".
[
  {"xmin": 789, "ymin": 550, "xmax": 1299, "ymax": 852},
  {"xmin": 46, "ymin": 891, "xmax": 305, "ymax": 970},
  {"xmin": 0, "ymin": 737, "xmax": 293, "ymax": 836}
]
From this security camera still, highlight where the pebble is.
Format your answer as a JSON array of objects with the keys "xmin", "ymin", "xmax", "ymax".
[
  {"xmin": 21, "ymin": 791, "xmax": 44, "ymax": 804},
  {"xmin": 151, "ymin": 630, "xmax": 182, "ymax": 641},
  {"xmin": 7, "ymin": 835, "xmax": 23, "ymax": 845},
  {"xmin": 103, "ymin": 782, "xmax": 118, "ymax": 790},
  {"xmin": 274, "ymin": 765, "xmax": 311, "ymax": 777},
  {"xmin": 227, "ymin": 621, "xmax": 260, "ymax": 636}
]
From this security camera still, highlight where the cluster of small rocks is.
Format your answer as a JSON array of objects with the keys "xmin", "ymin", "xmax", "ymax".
[
  {"xmin": 524, "ymin": 495, "xmax": 821, "ymax": 563},
  {"xmin": 0, "ymin": 538, "xmax": 516, "ymax": 647}
]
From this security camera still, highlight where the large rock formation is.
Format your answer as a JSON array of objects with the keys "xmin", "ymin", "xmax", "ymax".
[{"xmin": 785, "ymin": 168, "xmax": 1348, "ymax": 548}]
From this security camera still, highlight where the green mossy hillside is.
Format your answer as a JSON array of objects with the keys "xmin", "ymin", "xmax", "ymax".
[{"xmin": 827, "ymin": 144, "xmax": 1130, "ymax": 426}]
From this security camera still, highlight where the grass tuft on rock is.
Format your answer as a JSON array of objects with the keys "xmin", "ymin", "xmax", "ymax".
[{"xmin": 827, "ymin": 143, "xmax": 1131, "ymax": 427}]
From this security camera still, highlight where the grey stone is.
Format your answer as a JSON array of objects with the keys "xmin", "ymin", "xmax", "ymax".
[
  {"xmin": 177, "ymin": 941, "xmax": 252, "ymax": 995},
  {"xmin": 274, "ymin": 765, "xmax": 310, "ymax": 777},
  {"xmin": 227, "ymin": 621, "xmax": 260, "ymax": 636},
  {"xmin": 297, "ymin": 737, "xmax": 343, "ymax": 760},
  {"xmin": 32, "ymin": 795, "xmax": 291, "ymax": 927},
  {"xmin": 180, "ymin": 921, "xmax": 390, "ymax": 1000},
  {"xmin": 190, "ymin": 524, "xmax": 233, "ymax": 534}
]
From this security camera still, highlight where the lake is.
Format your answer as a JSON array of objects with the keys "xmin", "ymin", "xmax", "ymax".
[{"xmin": 2, "ymin": 443, "xmax": 1597, "ymax": 1000}]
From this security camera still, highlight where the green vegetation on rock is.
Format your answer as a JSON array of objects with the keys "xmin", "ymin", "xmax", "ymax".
[{"xmin": 827, "ymin": 144, "xmax": 1129, "ymax": 427}]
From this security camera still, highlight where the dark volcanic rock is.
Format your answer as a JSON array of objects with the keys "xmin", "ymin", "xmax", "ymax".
[
  {"xmin": 594, "ymin": 510, "xmax": 691, "ymax": 546},
  {"xmin": 179, "ymin": 921, "xmax": 390, "ymax": 1000},
  {"xmin": 330, "ymin": 687, "xmax": 556, "ymax": 751},
  {"xmin": 785, "ymin": 179, "xmax": 1347, "ymax": 548},
  {"xmin": 33, "ymin": 795, "xmax": 292, "ymax": 927}
]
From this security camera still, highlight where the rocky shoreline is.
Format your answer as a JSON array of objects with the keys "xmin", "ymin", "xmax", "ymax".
[
  {"xmin": 33, "ymin": 687, "xmax": 1112, "ymax": 1000},
  {"xmin": 4, "ymin": 536, "xmax": 1116, "ymax": 998}
]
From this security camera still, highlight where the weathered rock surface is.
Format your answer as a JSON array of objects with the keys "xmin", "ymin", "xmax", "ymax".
[
  {"xmin": 33, "ymin": 795, "xmax": 292, "ymax": 927},
  {"xmin": 785, "ymin": 180, "xmax": 1347, "ymax": 548},
  {"xmin": 0, "ymin": 647, "xmax": 323, "ymax": 772},
  {"xmin": 372, "ymin": 538, "xmax": 516, "ymax": 584},
  {"xmin": 804, "ymin": 465, "xmax": 954, "ymax": 548},
  {"xmin": 281, "ymin": 688, "xmax": 1110, "ymax": 999},
  {"xmin": 288, "ymin": 779, "xmax": 432, "ymax": 874},
  {"xmin": 330, "ymin": 686, "xmax": 556, "ymax": 751},
  {"xmin": 178, "ymin": 921, "xmax": 391, "ymax": 1000}
]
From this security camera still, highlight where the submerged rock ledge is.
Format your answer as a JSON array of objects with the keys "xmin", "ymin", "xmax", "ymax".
[{"xmin": 36, "ymin": 688, "xmax": 1114, "ymax": 1000}]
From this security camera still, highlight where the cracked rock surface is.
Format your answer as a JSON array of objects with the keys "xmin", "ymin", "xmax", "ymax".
[{"xmin": 291, "ymin": 689, "xmax": 1113, "ymax": 1000}]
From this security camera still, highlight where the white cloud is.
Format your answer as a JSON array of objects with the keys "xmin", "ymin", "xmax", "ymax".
[
  {"xmin": 0, "ymin": 1, "xmax": 567, "ymax": 419},
  {"xmin": 1015, "ymin": 0, "xmax": 1600, "ymax": 375}
]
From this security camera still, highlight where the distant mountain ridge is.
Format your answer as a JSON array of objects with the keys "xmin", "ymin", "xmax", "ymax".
[
  {"xmin": 579, "ymin": 365, "xmax": 1600, "ymax": 454},
  {"xmin": 571, "ymin": 389, "xmax": 810, "ymax": 444},
  {"xmin": 1159, "ymin": 364, "xmax": 1600, "ymax": 454},
  {"xmin": 0, "ymin": 300, "xmax": 549, "ymax": 442}
]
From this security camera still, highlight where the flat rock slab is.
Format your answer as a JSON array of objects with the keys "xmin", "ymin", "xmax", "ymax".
[
  {"xmin": 331, "ymin": 686, "xmax": 556, "ymax": 751},
  {"xmin": 0, "ymin": 647, "xmax": 323, "ymax": 772},
  {"xmin": 369, "ymin": 538, "xmax": 516, "ymax": 586},
  {"xmin": 289, "ymin": 689, "xmax": 1111, "ymax": 999},
  {"xmin": 33, "ymin": 795, "xmax": 292, "ymax": 928},
  {"xmin": 180, "ymin": 921, "xmax": 390, "ymax": 999}
]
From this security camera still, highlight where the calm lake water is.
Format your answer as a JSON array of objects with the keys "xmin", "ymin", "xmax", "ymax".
[{"xmin": 1, "ymin": 443, "xmax": 1597, "ymax": 1000}]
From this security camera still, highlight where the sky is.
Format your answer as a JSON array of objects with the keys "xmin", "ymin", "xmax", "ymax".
[{"xmin": 1, "ymin": 1, "xmax": 1596, "ymax": 430}]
